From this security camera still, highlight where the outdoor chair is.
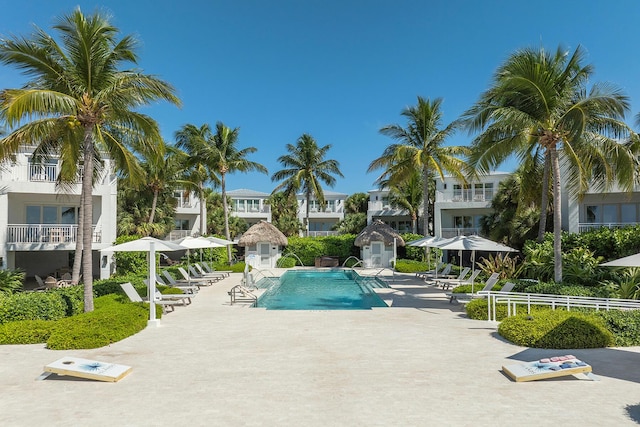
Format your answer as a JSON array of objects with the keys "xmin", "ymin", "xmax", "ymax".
[
  {"xmin": 194, "ymin": 263, "xmax": 228, "ymax": 280},
  {"xmin": 186, "ymin": 265, "xmax": 223, "ymax": 283},
  {"xmin": 437, "ymin": 269, "xmax": 481, "ymax": 290},
  {"xmin": 143, "ymin": 279, "xmax": 197, "ymax": 302},
  {"xmin": 421, "ymin": 264, "xmax": 453, "ymax": 281},
  {"xmin": 178, "ymin": 267, "xmax": 217, "ymax": 286},
  {"xmin": 449, "ymin": 272, "xmax": 500, "ymax": 304},
  {"xmin": 119, "ymin": 282, "xmax": 181, "ymax": 313},
  {"xmin": 433, "ymin": 267, "xmax": 470, "ymax": 288},
  {"xmin": 200, "ymin": 262, "xmax": 232, "ymax": 277},
  {"xmin": 415, "ymin": 262, "xmax": 445, "ymax": 278},
  {"xmin": 161, "ymin": 271, "xmax": 201, "ymax": 292}
]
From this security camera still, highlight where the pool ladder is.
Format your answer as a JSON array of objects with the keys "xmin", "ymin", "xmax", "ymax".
[{"xmin": 229, "ymin": 284, "xmax": 258, "ymax": 307}]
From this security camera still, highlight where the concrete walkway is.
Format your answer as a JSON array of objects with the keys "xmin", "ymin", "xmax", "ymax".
[{"xmin": 1, "ymin": 270, "xmax": 640, "ymax": 426}]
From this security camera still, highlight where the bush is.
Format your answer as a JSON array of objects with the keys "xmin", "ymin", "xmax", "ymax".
[
  {"xmin": 0, "ymin": 269, "xmax": 25, "ymax": 295},
  {"xmin": 498, "ymin": 310, "xmax": 615, "ymax": 349},
  {"xmin": 522, "ymin": 282, "xmax": 614, "ymax": 298},
  {"xmin": 465, "ymin": 298, "xmax": 508, "ymax": 321},
  {"xmin": 286, "ymin": 235, "xmax": 357, "ymax": 266},
  {"xmin": 596, "ymin": 310, "xmax": 640, "ymax": 347},
  {"xmin": 276, "ymin": 257, "xmax": 297, "ymax": 268},
  {"xmin": 394, "ymin": 259, "xmax": 428, "ymax": 273},
  {"xmin": 0, "ymin": 319, "xmax": 55, "ymax": 344},
  {"xmin": 53, "ymin": 285, "xmax": 84, "ymax": 316},
  {"xmin": 112, "ymin": 235, "xmax": 149, "ymax": 275},
  {"xmin": 93, "ymin": 273, "xmax": 148, "ymax": 297},
  {"xmin": 46, "ymin": 294, "xmax": 157, "ymax": 350},
  {"xmin": 0, "ymin": 292, "xmax": 67, "ymax": 324}
]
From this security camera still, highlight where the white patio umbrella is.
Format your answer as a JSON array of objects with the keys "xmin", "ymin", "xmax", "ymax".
[
  {"xmin": 102, "ymin": 237, "xmax": 186, "ymax": 326},
  {"xmin": 206, "ymin": 236, "xmax": 235, "ymax": 246},
  {"xmin": 406, "ymin": 236, "xmax": 444, "ymax": 271},
  {"xmin": 176, "ymin": 236, "xmax": 226, "ymax": 265},
  {"xmin": 433, "ymin": 235, "xmax": 517, "ymax": 292},
  {"xmin": 601, "ymin": 253, "xmax": 640, "ymax": 267}
]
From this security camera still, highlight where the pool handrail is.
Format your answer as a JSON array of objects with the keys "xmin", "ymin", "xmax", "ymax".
[{"xmin": 342, "ymin": 256, "xmax": 364, "ymax": 268}]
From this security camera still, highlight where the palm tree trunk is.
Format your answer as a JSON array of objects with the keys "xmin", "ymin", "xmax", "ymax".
[
  {"xmin": 82, "ymin": 126, "xmax": 95, "ymax": 312},
  {"xmin": 537, "ymin": 151, "xmax": 551, "ymax": 242},
  {"xmin": 550, "ymin": 145, "xmax": 563, "ymax": 283},
  {"xmin": 221, "ymin": 173, "xmax": 232, "ymax": 262},
  {"xmin": 422, "ymin": 167, "xmax": 430, "ymax": 235},
  {"xmin": 148, "ymin": 189, "xmax": 158, "ymax": 224},
  {"xmin": 71, "ymin": 197, "xmax": 83, "ymax": 284}
]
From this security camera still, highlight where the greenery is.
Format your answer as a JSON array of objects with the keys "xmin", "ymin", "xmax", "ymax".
[
  {"xmin": 476, "ymin": 253, "xmax": 520, "ymax": 280},
  {"xmin": 596, "ymin": 310, "xmax": 640, "ymax": 347},
  {"xmin": 0, "ymin": 269, "xmax": 25, "ymax": 295},
  {"xmin": 285, "ymin": 235, "xmax": 357, "ymax": 266},
  {"xmin": 267, "ymin": 192, "xmax": 303, "ymax": 237},
  {"xmin": 0, "ymin": 319, "xmax": 56, "ymax": 345},
  {"xmin": 0, "ymin": 291, "xmax": 67, "ymax": 324},
  {"xmin": 332, "ymin": 213, "xmax": 367, "ymax": 235},
  {"xmin": 497, "ymin": 310, "xmax": 615, "ymax": 349},
  {"xmin": 276, "ymin": 257, "xmax": 297, "ymax": 268},
  {"xmin": 394, "ymin": 259, "xmax": 428, "ymax": 273}
]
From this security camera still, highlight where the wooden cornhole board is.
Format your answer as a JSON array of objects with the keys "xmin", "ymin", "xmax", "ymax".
[
  {"xmin": 502, "ymin": 355, "xmax": 593, "ymax": 382},
  {"xmin": 41, "ymin": 357, "xmax": 132, "ymax": 382}
]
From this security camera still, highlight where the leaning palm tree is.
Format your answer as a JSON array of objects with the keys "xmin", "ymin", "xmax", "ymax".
[
  {"xmin": 0, "ymin": 8, "xmax": 180, "ymax": 311},
  {"xmin": 380, "ymin": 170, "xmax": 423, "ymax": 234},
  {"xmin": 368, "ymin": 97, "xmax": 469, "ymax": 235},
  {"xmin": 271, "ymin": 134, "xmax": 344, "ymax": 236},
  {"xmin": 462, "ymin": 45, "xmax": 638, "ymax": 282}
]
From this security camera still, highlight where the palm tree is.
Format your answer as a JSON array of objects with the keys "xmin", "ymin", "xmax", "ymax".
[
  {"xmin": 271, "ymin": 134, "xmax": 344, "ymax": 236},
  {"xmin": 462, "ymin": 45, "xmax": 638, "ymax": 282},
  {"xmin": 368, "ymin": 97, "xmax": 469, "ymax": 235},
  {"xmin": 0, "ymin": 8, "xmax": 180, "ymax": 311},
  {"xmin": 382, "ymin": 170, "xmax": 423, "ymax": 234}
]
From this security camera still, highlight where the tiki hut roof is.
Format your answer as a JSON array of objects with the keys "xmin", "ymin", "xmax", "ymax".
[
  {"xmin": 354, "ymin": 219, "xmax": 406, "ymax": 247},
  {"xmin": 238, "ymin": 220, "xmax": 288, "ymax": 247}
]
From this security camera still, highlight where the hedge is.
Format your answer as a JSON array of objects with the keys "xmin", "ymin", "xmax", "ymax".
[
  {"xmin": 394, "ymin": 259, "xmax": 428, "ymax": 273},
  {"xmin": 0, "ymin": 292, "xmax": 67, "ymax": 324},
  {"xmin": 0, "ymin": 319, "xmax": 55, "ymax": 344},
  {"xmin": 498, "ymin": 310, "xmax": 615, "ymax": 349},
  {"xmin": 596, "ymin": 310, "xmax": 640, "ymax": 347}
]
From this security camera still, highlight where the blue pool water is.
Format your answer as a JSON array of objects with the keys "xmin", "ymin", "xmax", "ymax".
[{"xmin": 256, "ymin": 269, "xmax": 388, "ymax": 310}]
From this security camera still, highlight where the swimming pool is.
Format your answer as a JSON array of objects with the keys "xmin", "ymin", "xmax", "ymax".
[{"xmin": 256, "ymin": 269, "xmax": 388, "ymax": 310}]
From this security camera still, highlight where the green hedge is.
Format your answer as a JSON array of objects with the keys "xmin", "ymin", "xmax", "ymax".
[
  {"xmin": 498, "ymin": 310, "xmax": 615, "ymax": 349},
  {"xmin": 394, "ymin": 259, "xmax": 428, "ymax": 273},
  {"xmin": 0, "ymin": 319, "xmax": 55, "ymax": 344},
  {"xmin": 596, "ymin": 310, "xmax": 640, "ymax": 347},
  {"xmin": 46, "ymin": 294, "xmax": 158, "ymax": 350},
  {"xmin": 523, "ymin": 282, "xmax": 615, "ymax": 298},
  {"xmin": 285, "ymin": 235, "xmax": 357, "ymax": 266},
  {"xmin": 0, "ymin": 292, "xmax": 67, "ymax": 324},
  {"xmin": 276, "ymin": 257, "xmax": 296, "ymax": 268}
]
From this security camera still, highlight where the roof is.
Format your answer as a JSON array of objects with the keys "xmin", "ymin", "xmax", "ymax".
[
  {"xmin": 227, "ymin": 189, "xmax": 271, "ymax": 197},
  {"xmin": 354, "ymin": 219, "xmax": 406, "ymax": 247},
  {"xmin": 237, "ymin": 221, "xmax": 288, "ymax": 247}
]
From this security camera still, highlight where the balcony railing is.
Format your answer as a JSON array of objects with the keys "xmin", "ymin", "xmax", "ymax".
[
  {"xmin": 7, "ymin": 224, "xmax": 101, "ymax": 244},
  {"xmin": 437, "ymin": 190, "xmax": 494, "ymax": 203},
  {"xmin": 307, "ymin": 231, "xmax": 339, "ymax": 237},
  {"xmin": 578, "ymin": 222, "xmax": 640, "ymax": 233},
  {"xmin": 440, "ymin": 228, "xmax": 480, "ymax": 238},
  {"xmin": 167, "ymin": 230, "xmax": 191, "ymax": 241},
  {"xmin": 233, "ymin": 205, "xmax": 271, "ymax": 214}
]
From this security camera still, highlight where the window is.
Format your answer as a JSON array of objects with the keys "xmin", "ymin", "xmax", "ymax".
[
  {"xmin": 586, "ymin": 205, "xmax": 598, "ymax": 223},
  {"xmin": 174, "ymin": 219, "xmax": 189, "ymax": 230},
  {"xmin": 453, "ymin": 216, "xmax": 473, "ymax": 228},
  {"xmin": 247, "ymin": 199, "xmax": 260, "ymax": 212},
  {"xmin": 621, "ymin": 204, "xmax": 637, "ymax": 223},
  {"xmin": 234, "ymin": 199, "xmax": 246, "ymax": 212},
  {"xmin": 26, "ymin": 205, "xmax": 78, "ymax": 224},
  {"xmin": 603, "ymin": 204, "xmax": 617, "ymax": 223}
]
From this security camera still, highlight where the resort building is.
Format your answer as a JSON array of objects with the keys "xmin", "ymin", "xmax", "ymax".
[
  {"xmin": 226, "ymin": 189, "xmax": 272, "ymax": 226},
  {"xmin": 433, "ymin": 171, "xmax": 511, "ymax": 238},
  {"xmin": 298, "ymin": 190, "xmax": 347, "ymax": 236},
  {"xmin": 168, "ymin": 188, "xmax": 206, "ymax": 240},
  {"xmin": 367, "ymin": 188, "xmax": 415, "ymax": 234},
  {"xmin": 0, "ymin": 147, "xmax": 117, "ymax": 279}
]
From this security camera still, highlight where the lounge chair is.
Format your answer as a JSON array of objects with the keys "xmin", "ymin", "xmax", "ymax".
[
  {"xmin": 157, "ymin": 273, "xmax": 198, "ymax": 293},
  {"xmin": 161, "ymin": 271, "xmax": 202, "ymax": 291},
  {"xmin": 415, "ymin": 262, "xmax": 444, "ymax": 278},
  {"xmin": 433, "ymin": 267, "xmax": 470, "ymax": 288},
  {"xmin": 144, "ymin": 279, "xmax": 197, "ymax": 302},
  {"xmin": 34, "ymin": 275, "xmax": 46, "ymax": 290},
  {"xmin": 119, "ymin": 282, "xmax": 181, "ymax": 313},
  {"xmin": 421, "ymin": 264, "xmax": 453, "ymax": 281},
  {"xmin": 450, "ymin": 272, "xmax": 500, "ymax": 303},
  {"xmin": 178, "ymin": 267, "xmax": 217, "ymax": 286},
  {"xmin": 201, "ymin": 262, "xmax": 232, "ymax": 277},
  {"xmin": 193, "ymin": 263, "xmax": 227, "ymax": 280},
  {"xmin": 438, "ymin": 269, "xmax": 481, "ymax": 290}
]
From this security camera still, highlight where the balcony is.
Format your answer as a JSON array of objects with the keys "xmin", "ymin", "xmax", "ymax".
[
  {"xmin": 437, "ymin": 189, "xmax": 494, "ymax": 203},
  {"xmin": 233, "ymin": 205, "xmax": 271, "ymax": 214},
  {"xmin": 307, "ymin": 231, "xmax": 339, "ymax": 237},
  {"xmin": 7, "ymin": 224, "xmax": 101, "ymax": 244},
  {"xmin": 578, "ymin": 222, "xmax": 640, "ymax": 233},
  {"xmin": 440, "ymin": 228, "xmax": 480, "ymax": 238}
]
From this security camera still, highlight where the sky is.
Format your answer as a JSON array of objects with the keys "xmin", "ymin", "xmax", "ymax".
[{"xmin": 1, "ymin": 1, "xmax": 640, "ymax": 195}]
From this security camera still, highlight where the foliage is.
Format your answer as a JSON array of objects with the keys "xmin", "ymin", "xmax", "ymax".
[
  {"xmin": 46, "ymin": 294, "xmax": 157, "ymax": 350},
  {"xmin": 285, "ymin": 235, "xmax": 357, "ymax": 266},
  {"xmin": 522, "ymin": 282, "xmax": 615, "ymax": 298},
  {"xmin": 394, "ymin": 259, "xmax": 428, "ymax": 273},
  {"xmin": 54, "ymin": 285, "xmax": 85, "ymax": 316},
  {"xmin": 476, "ymin": 253, "xmax": 520, "ymax": 280},
  {"xmin": 596, "ymin": 310, "xmax": 640, "ymax": 346},
  {"xmin": 0, "ymin": 269, "xmax": 25, "ymax": 295},
  {"xmin": 465, "ymin": 298, "xmax": 508, "ymax": 321},
  {"xmin": 206, "ymin": 192, "xmax": 248, "ymax": 239},
  {"xmin": 561, "ymin": 247, "xmax": 606, "ymax": 286},
  {"xmin": 497, "ymin": 310, "xmax": 615, "ymax": 349},
  {"xmin": 602, "ymin": 268, "xmax": 640, "ymax": 299},
  {"xmin": 276, "ymin": 257, "xmax": 297, "ymax": 268},
  {"xmin": 111, "ymin": 235, "xmax": 150, "ymax": 276},
  {"xmin": 399, "ymin": 233, "xmax": 437, "ymax": 262},
  {"xmin": 0, "ymin": 319, "xmax": 55, "ymax": 344},
  {"xmin": 0, "ymin": 292, "xmax": 67, "ymax": 324},
  {"xmin": 344, "ymin": 193, "xmax": 369, "ymax": 214},
  {"xmin": 267, "ymin": 192, "xmax": 303, "ymax": 237},
  {"xmin": 382, "ymin": 170, "xmax": 423, "ymax": 233},
  {"xmin": 93, "ymin": 273, "xmax": 148, "ymax": 297},
  {"xmin": 332, "ymin": 213, "xmax": 367, "ymax": 235}
]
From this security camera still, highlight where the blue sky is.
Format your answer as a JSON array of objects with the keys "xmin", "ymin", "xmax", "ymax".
[{"xmin": 1, "ymin": 1, "xmax": 639, "ymax": 195}]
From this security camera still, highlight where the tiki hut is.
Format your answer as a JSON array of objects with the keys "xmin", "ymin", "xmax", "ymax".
[
  {"xmin": 354, "ymin": 219, "xmax": 405, "ymax": 268},
  {"xmin": 238, "ymin": 221, "xmax": 288, "ymax": 268}
]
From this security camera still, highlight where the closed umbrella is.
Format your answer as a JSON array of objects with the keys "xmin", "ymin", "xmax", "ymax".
[{"xmin": 102, "ymin": 237, "xmax": 186, "ymax": 325}]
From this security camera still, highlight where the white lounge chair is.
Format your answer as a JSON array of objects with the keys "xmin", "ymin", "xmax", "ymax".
[
  {"xmin": 415, "ymin": 262, "xmax": 444, "ymax": 278},
  {"xmin": 438, "ymin": 269, "xmax": 481, "ymax": 290},
  {"xmin": 421, "ymin": 264, "xmax": 453, "ymax": 281},
  {"xmin": 162, "ymin": 271, "xmax": 203, "ymax": 291},
  {"xmin": 450, "ymin": 272, "xmax": 501, "ymax": 304},
  {"xmin": 143, "ymin": 279, "xmax": 197, "ymax": 303},
  {"xmin": 201, "ymin": 262, "xmax": 232, "ymax": 277},
  {"xmin": 119, "ymin": 282, "xmax": 181, "ymax": 313},
  {"xmin": 193, "ymin": 263, "xmax": 227, "ymax": 280},
  {"xmin": 178, "ymin": 267, "xmax": 216, "ymax": 286},
  {"xmin": 434, "ymin": 267, "xmax": 470, "ymax": 289},
  {"xmin": 157, "ymin": 272, "xmax": 198, "ymax": 293}
]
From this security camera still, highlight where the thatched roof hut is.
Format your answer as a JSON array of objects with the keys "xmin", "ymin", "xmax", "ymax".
[
  {"xmin": 238, "ymin": 221, "xmax": 288, "ymax": 247},
  {"xmin": 354, "ymin": 219, "xmax": 406, "ymax": 247}
]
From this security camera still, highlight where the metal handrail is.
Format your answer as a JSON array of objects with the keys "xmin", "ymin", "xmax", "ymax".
[
  {"xmin": 229, "ymin": 284, "xmax": 257, "ymax": 306},
  {"xmin": 481, "ymin": 290, "xmax": 640, "ymax": 322},
  {"xmin": 342, "ymin": 256, "xmax": 363, "ymax": 268}
]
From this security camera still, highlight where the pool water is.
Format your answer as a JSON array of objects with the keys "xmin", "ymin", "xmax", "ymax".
[{"xmin": 256, "ymin": 269, "xmax": 388, "ymax": 310}]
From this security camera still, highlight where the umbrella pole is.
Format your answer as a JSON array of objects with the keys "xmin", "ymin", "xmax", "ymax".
[{"xmin": 148, "ymin": 242, "xmax": 159, "ymax": 326}]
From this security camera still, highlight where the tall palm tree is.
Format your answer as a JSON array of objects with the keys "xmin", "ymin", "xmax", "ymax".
[
  {"xmin": 271, "ymin": 134, "xmax": 343, "ymax": 235},
  {"xmin": 381, "ymin": 170, "xmax": 423, "ymax": 234},
  {"xmin": 0, "ymin": 8, "xmax": 180, "ymax": 311},
  {"xmin": 368, "ymin": 97, "xmax": 469, "ymax": 235},
  {"xmin": 462, "ymin": 45, "xmax": 638, "ymax": 282}
]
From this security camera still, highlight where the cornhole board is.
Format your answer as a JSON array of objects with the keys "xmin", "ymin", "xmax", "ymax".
[
  {"xmin": 40, "ymin": 357, "xmax": 132, "ymax": 382},
  {"xmin": 502, "ymin": 355, "xmax": 594, "ymax": 382}
]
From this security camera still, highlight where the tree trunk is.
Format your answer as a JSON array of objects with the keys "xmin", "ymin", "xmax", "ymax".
[
  {"xmin": 82, "ymin": 126, "xmax": 95, "ymax": 312},
  {"xmin": 550, "ymin": 145, "xmax": 563, "ymax": 283},
  {"xmin": 71, "ymin": 194, "xmax": 84, "ymax": 284},
  {"xmin": 221, "ymin": 173, "xmax": 232, "ymax": 262},
  {"xmin": 537, "ymin": 151, "xmax": 551, "ymax": 242},
  {"xmin": 411, "ymin": 212, "xmax": 417, "ymax": 234},
  {"xmin": 148, "ymin": 189, "xmax": 158, "ymax": 224},
  {"xmin": 422, "ymin": 167, "xmax": 430, "ymax": 236}
]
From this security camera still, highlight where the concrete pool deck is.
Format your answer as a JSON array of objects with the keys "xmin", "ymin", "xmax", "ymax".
[{"xmin": 2, "ymin": 269, "xmax": 640, "ymax": 426}]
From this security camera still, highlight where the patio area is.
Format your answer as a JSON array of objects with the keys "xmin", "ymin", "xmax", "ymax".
[{"xmin": 1, "ymin": 270, "xmax": 640, "ymax": 426}]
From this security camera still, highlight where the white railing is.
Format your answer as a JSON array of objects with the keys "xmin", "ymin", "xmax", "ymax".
[
  {"xmin": 440, "ymin": 228, "xmax": 480, "ymax": 238},
  {"xmin": 167, "ymin": 230, "xmax": 191, "ymax": 241},
  {"xmin": 578, "ymin": 222, "xmax": 639, "ymax": 233},
  {"xmin": 233, "ymin": 205, "xmax": 271, "ymax": 214},
  {"xmin": 480, "ymin": 290, "xmax": 640, "ymax": 322},
  {"xmin": 307, "ymin": 231, "xmax": 339, "ymax": 237},
  {"xmin": 436, "ymin": 189, "xmax": 494, "ymax": 203},
  {"xmin": 29, "ymin": 164, "xmax": 57, "ymax": 182},
  {"xmin": 6, "ymin": 224, "xmax": 101, "ymax": 244}
]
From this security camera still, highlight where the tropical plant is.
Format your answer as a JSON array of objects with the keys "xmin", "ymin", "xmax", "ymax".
[
  {"xmin": 368, "ymin": 96, "xmax": 469, "ymax": 235},
  {"xmin": 0, "ymin": 269, "xmax": 25, "ymax": 295},
  {"xmin": 0, "ymin": 9, "xmax": 180, "ymax": 311},
  {"xmin": 266, "ymin": 191, "xmax": 302, "ymax": 237},
  {"xmin": 384, "ymin": 170, "xmax": 423, "ymax": 234},
  {"xmin": 344, "ymin": 193, "xmax": 369, "ymax": 214},
  {"xmin": 476, "ymin": 253, "xmax": 521, "ymax": 280},
  {"xmin": 206, "ymin": 191, "xmax": 248, "ymax": 239},
  {"xmin": 463, "ymin": 45, "xmax": 638, "ymax": 282},
  {"xmin": 271, "ymin": 134, "xmax": 343, "ymax": 235},
  {"xmin": 332, "ymin": 213, "xmax": 367, "ymax": 235}
]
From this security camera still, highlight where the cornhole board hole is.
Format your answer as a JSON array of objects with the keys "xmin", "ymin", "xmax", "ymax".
[
  {"xmin": 40, "ymin": 357, "xmax": 132, "ymax": 382},
  {"xmin": 502, "ymin": 355, "xmax": 594, "ymax": 382}
]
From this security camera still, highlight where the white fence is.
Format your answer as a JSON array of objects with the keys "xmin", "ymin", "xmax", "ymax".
[{"xmin": 6, "ymin": 224, "xmax": 101, "ymax": 244}]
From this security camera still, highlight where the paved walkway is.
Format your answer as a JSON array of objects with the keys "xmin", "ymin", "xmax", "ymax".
[{"xmin": 2, "ymin": 270, "xmax": 640, "ymax": 426}]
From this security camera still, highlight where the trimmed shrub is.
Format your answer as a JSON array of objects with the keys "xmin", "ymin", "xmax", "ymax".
[
  {"xmin": 276, "ymin": 257, "xmax": 296, "ymax": 268},
  {"xmin": 0, "ymin": 292, "xmax": 67, "ymax": 324},
  {"xmin": 596, "ymin": 310, "xmax": 640, "ymax": 347},
  {"xmin": 395, "ymin": 259, "xmax": 428, "ymax": 273},
  {"xmin": 0, "ymin": 319, "xmax": 55, "ymax": 344},
  {"xmin": 465, "ymin": 298, "xmax": 508, "ymax": 321},
  {"xmin": 286, "ymin": 235, "xmax": 357, "ymax": 266},
  {"xmin": 93, "ymin": 273, "xmax": 148, "ymax": 297},
  {"xmin": 523, "ymin": 282, "xmax": 614, "ymax": 298},
  {"xmin": 0, "ymin": 269, "xmax": 26, "ymax": 295},
  {"xmin": 53, "ymin": 285, "xmax": 84, "ymax": 316},
  {"xmin": 498, "ymin": 310, "xmax": 615, "ymax": 349},
  {"xmin": 46, "ymin": 294, "xmax": 156, "ymax": 350}
]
